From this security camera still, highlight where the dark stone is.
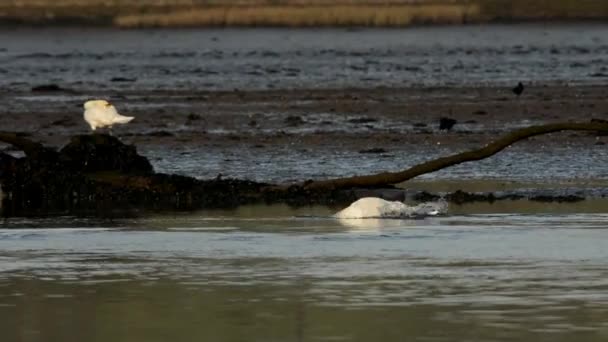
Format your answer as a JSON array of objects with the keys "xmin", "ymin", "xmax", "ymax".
[
  {"xmin": 591, "ymin": 118, "xmax": 608, "ymax": 124},
  {"xmin": 412, "ymin": 191, "xmax": 441, "ymax": 202},
  {"xmin": 0, "ymin": 152, "xmax": 18, "ymax": 179},
  {"xmin": 0, "ymin": 133, "xmax": 348, "ymax": 216},
  {"xmin": 284, "ymin": 115, "xmax": 305, "ymax": 126},
  {"xmin": 348, "ymin": 117, "xmax": 378, "ymax": 124},
  {"xmin": 447, "ymin": 190, "xmax": 496, "ymax": 204},
  {"xmin": 31, "ymin": 84, "xmax": 65, "ymax": 92},
  {"xmin": 50, "ymin": 117, "xmax": 76, "ymax": 127},
  {"xmin": 145, "ymin": 131, "xmax": 174, "ymax": 137},
  {"xmin": 187, "ymin": 113, "xmax": 202, "ymax": 121},
  {"xmin": 530, "ymin": 195, "xmax": 584, "ymax": 203},
  {"xmin": 110, "ymin": 77, "xmax": 137, "ymax": 82},
  {"xmin": 591, "ymin": 119, "xmax": 608, "ymax": 136},
  {"xmin": 359, "ymin": 148, "xmax": 387, "ymax": 154},
  {"xmin": 59, "ymin": 134, "xmax": 153, "ymax": 175}
]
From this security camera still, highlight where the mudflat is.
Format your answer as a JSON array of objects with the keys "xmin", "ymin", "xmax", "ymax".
[
  {"xmin": 2, "ymin": 84, "xmax": 607, "ymax": 184},
  {"xmin": 1, "ymin": 25, "xmax": 606, "ymax": 184}
]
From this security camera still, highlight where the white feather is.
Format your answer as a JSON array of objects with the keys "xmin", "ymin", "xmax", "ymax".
[{"xmin": 83, "ymin": 100, "xmax": 134, "ymax": 131}]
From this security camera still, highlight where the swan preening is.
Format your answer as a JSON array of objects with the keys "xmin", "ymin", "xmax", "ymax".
[
  {"xmin": 334, "ymin": 197, "xmax": 448, "ymax": 219},
  {"xmin": 83, "ymin": 100, "xmax": 134, "ymax": 131}
]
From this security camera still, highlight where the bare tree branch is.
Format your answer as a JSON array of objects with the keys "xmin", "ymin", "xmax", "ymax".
[{"xmin": 298, "ymin": 122, "xmax": 608, "ymax": 191}]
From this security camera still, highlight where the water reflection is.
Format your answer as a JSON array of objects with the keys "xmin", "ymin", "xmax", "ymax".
[{"xmin": 1, "ymin": 208, "xmax": 608, "ymax": 341}]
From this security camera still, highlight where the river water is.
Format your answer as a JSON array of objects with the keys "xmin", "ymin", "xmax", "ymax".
[
  {"xmin": 1, "ymin": 206, "xmax": 608, "ymax": 341},
  {"xmin": 1, "ymin": 24, "xmax": 608, "ymax": 91},
  {"xmin": 2, "ymin": 24, "xmax": 608, "ymax": 341}
]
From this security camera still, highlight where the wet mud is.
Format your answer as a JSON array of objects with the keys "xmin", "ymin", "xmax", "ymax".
[
  {"xmin": 1, "ymin": 26, "xmax": 607, "ymax": 216},
  {"xmin": 0, "ymin": 129, "xmax": 606, "ymax": 217}
]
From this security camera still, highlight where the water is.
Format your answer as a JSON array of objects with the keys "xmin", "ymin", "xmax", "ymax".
[
  {"xmin": 2, "ymin": 206, "xmax": 608, "ymax": 341},
  {"xmin": 2, "ymin": 24, "xmax": 608, "ymax": 340},
  {"xmin": 1, "ymin": 24, "xmax": 608, "ymax": 92},
  {"xmin": 145, "ymin": 142, "xmax": 608, "ymax": 183},
  {"xmin": 2, "ymin": 24, "xmax": 608, "ymax": 184}
]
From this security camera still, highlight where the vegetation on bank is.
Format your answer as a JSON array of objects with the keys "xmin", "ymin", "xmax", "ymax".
[
  {"xmin": 0, "ymin": 0, "xmax": 607, "ymax": 27},
  {"xmin": 115, "ymin": 4, "xmax": 476, "ymax": 28}
]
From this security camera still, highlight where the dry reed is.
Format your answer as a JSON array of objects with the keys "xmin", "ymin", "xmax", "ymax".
[
  {"xmin": 114, "ymin": 4, "xmax": 479, "ymax": 28},
  {"xmin": 4, "ymin": 1, "xmax": 608, "ymax": 27}
]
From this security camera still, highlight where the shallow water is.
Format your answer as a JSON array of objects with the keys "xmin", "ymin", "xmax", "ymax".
[
  {"xmin": 2, "ymin": 205, "xmax": 608, "ymax": 341},
  {"xmin": 1, "ymin": 24, "xmax": 608, "ymax": 91},
  {"xmin": 144, "ymin": 142, "xmax": 608, "ymax": 183}
]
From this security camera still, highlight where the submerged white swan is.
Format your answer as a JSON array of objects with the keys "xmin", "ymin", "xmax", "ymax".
[
  {"xmin": 334, "ymin": 197, "xmax": 448, "ymax": 219},
  {"xmin": 83, "ymin": 100, "xmax": 134, "ymax": 131}
]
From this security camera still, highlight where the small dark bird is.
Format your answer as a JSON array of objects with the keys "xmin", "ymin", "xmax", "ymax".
[
  {"xmin": 512, "ymin": 82, "xmax": 524, "ymax": 96},
  {"xmin": 439, "ymin": 117, "xmax": 457, "ymax": 131}
]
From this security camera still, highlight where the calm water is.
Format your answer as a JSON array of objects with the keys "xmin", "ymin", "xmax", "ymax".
[
  {"xmin": 2, "ymin": 205, "xmax": 608, "ymax": 341},
  {"xmin": 1, "ymin": 24, "xmax": 608, "ymax": 91}
]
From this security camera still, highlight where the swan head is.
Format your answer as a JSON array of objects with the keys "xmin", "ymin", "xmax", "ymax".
[{"xmin": 84, "ymin": 99, "xmax": 112, "ymax": 110}]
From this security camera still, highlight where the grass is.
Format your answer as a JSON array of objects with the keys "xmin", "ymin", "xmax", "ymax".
[
  {"xmin": 114, "ymin": 4, "xmax": 479, "ymax": 28},
  {"xmin": 1, "ymin": 0, "xmax": 608, "ymax": 27}
]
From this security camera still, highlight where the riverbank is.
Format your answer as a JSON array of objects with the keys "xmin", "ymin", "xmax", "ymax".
[
  {"xmin": 2, "ymin": 84, "xmax": 607, "ymax": 215},
  {"xmin": 1, "ymin": 1, "xmax": 607, "ymax": 27}
]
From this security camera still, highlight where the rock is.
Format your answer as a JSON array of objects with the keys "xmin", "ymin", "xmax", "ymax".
[
  {"xmin": 348, "ymin": 117, "xmax": 378, "ymax": 124},
  {"xmin": 412, "ymin": 191, "xmax": 441, "ymax": 202},
  {"xmin": 0, "ymin": 153, "xmax": 17, "ymax": 179},
  {"xmin": 284, "ymin": 115, "xmax": 305, "ymax": 126},
  {"xmin": 448, "ymin": 190, "xmax": 495, "ymax": 204},
  {"xmin": 0, "ymin": 133, "xmax": 310, "ymax": 215},
  {"xmin": 50, "ymin": 117, "xmax": 76, "ymax": 127},
  {"xmin": 359, "ymin": 148, "xmax": 387, "ymax": 154},
  {"xmin": 145, "ymin": 131, "xmax": 174, "ymax": 137},
  {"xmin": 530, "ymin": 195, "xmax": 584, "ymax": 203},
  {"xmin": 591, "ymin": 119, "xmax": 608, "ymax": 136},
  {"xmin": 31, "ymin": 84, "xmax": 65, "ymax": 92},
  {"xmin": 59, "ymin": 134, "xmax": 153, "ymax": 174},
  {"xmin": 187, "ymin": 113, "xmax": 202, "ymax": 121},
  {"xmin": 110, "ymin": 77, "xmax": 137, "ymax": 82}
]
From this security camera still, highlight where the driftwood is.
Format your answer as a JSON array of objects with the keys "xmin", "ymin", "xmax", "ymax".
[
  {"xmin": 1, "ymin": 121, "xmax": 607, "ymax": 215},
  {"xmin": 296, "ymin": 122, "xmax": 608, "ymax": 190}
]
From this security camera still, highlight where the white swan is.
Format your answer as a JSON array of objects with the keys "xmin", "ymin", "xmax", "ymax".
[
  {"xmin": 83, "ymin": 100, "xmax": 134, "ymax": 132},
  {"xmin": 334, "ymin": 197, "xmax": 448, "ymax": 219}
]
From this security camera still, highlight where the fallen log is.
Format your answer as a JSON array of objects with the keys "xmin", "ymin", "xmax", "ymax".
[{"xmin": 296, "ymin": 122, "xmax": 608, "ymax": 190}]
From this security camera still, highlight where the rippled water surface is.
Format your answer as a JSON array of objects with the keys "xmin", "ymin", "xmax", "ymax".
[
  {"xmin": 2, "ymin": 206, "xmax": 608, "ymax": 341},
  {"xmin": 1, "ymin": 24, "xmax": 608, "ymax": 91},
  {"xmin": 2, "ymin": 23, "xmax": 608, "ymax": 341},
  {"xmin": 145, "ymin": 143, "xmax": 608, "ymax": 183}
]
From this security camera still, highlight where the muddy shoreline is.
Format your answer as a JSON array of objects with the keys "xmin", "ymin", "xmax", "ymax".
[
  {"xmin": 3, "ymin": 84, "xmax": 608, "ymax": 147},
  {"xmin": 1, "ymin": 84, "xmax": 607, "ymax": 216}
]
